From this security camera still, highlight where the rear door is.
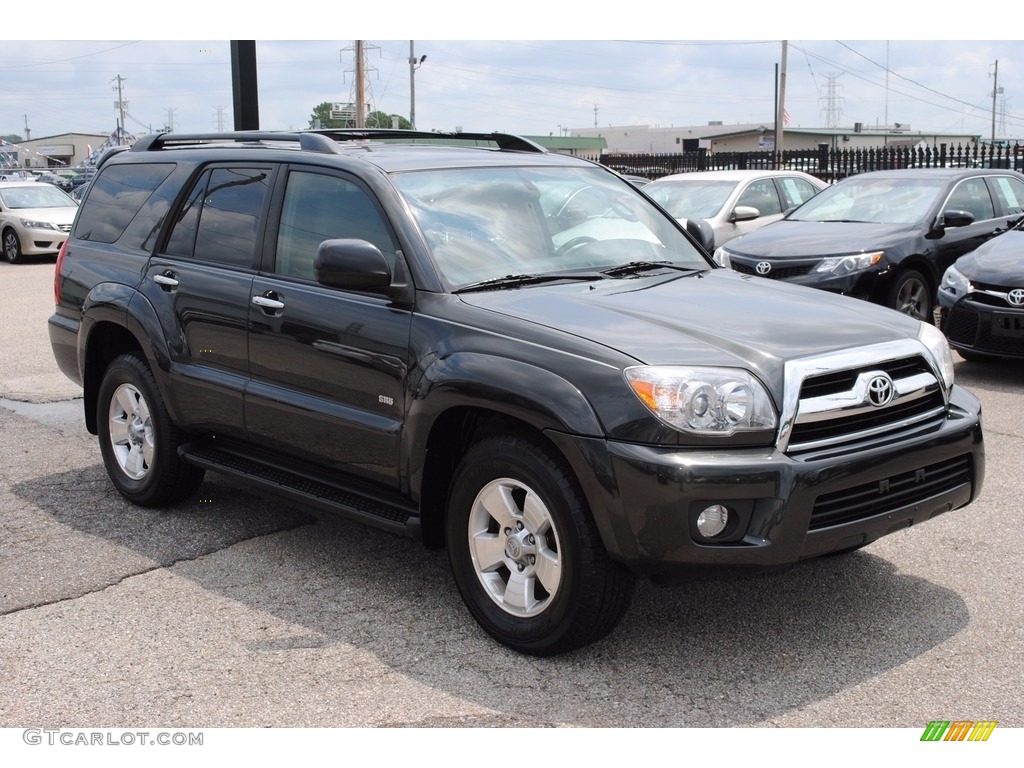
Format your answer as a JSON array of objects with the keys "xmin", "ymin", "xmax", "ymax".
[
  {"xmin": 245, "ymin": 165, "xmax": 412, "ymax": 489},
  {"xmin": 143, "ymin": 164, "xmax": 274, "ymax": 435}
]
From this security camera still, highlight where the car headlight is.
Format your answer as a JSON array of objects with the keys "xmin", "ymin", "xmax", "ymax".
[
  {"xmin": 713, "ymin": 247, "xmax": 732, "ymax": 268},
  {"xmin": 19, "ymin": 218, "xmax": 60, "ymax": 231},
  {"xmin": 939, "ymin": 264, "xmax": 971, "ymax": 297},
  {"xmin": 813, "ymin": 251, "xmax": 884, "ymax": 276},
  {"xmin": 917, "ymin": 322, "xmax": 955, "ymax": 394},
  {"xmin": 624, "ymin": 366, "xmax": 777, "ymax": 435}
]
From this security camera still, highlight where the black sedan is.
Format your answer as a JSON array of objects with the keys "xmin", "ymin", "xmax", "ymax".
[
  {"xmin": 715, "ymin": 168, "xmax": 1024, "ymax": 322},
  {"xmin": 938, "ymin": 220, "xmax": 1024, "ymax": 360}
]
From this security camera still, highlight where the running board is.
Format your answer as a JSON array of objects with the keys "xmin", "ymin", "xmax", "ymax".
[{"xmin": 179, "ymin": 441, "xmax": 420, "ymax": 538}]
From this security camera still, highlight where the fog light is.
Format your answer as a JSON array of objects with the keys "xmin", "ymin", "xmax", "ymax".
[{"xmin": 696, "ymin": 504, "xmax": 730, "ymax": 538}]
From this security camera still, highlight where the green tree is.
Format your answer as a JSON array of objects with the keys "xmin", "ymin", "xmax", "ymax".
[
  {"xmin": 308, "ymin": 102, "xmax": 411, "ymax": 130},
  {"xmin": 308, "ymin": 102, "xmax": 349, "ymax": 129},
  {"xmin": 2, "ymin": 134, "xmax": 23, "ymax": 144}
]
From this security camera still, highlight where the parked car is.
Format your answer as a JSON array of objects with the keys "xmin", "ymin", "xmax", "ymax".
[
  {"xmin": 644, "ymin": 169, "xmax": 827, "ymax": 250},
  {"xmin": 938, "ymin": 217, "xmax": 1024, "ymax": 360},
  {"xmin": 37, "ymin": 171, "xmax": 74, "ymax": 192},
  {"xmin": 0, "ymin": 181, "xmax": 78, "ymax": 263},
  {"xmin": 49, "ymin": 130, "xmax": 984, "ymax": 655},
  {"xmin": 715, "ymin": 168, "xmax": 1024, "ymax": 322}
]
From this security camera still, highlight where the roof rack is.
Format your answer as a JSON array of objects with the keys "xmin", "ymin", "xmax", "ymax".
[
  {"xmin": 129, "ymin": 129, "xmax": 547, "ymax": 155},
  {"xmin": 307, "ymin": 129, "xmax": 547, "ymax": 154}
]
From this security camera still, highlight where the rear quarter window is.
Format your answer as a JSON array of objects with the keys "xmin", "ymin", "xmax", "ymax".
[{"xmin": 73, "ymin": 163, "xmax": 176, "ymax": 245}]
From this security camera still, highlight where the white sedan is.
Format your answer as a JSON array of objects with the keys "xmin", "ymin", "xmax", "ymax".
[
  {"xmin": 644, "ymin": 169, "xmax": 827, "ymax": 251},
  {"xmin": 1, "ymin": 181, "xmax": 78, "ymax": 264}
]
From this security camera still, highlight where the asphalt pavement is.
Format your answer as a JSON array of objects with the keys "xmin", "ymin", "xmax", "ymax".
[{"xmin": 1, "ymin": 260, "xmax": 1021, "ymax": 741}]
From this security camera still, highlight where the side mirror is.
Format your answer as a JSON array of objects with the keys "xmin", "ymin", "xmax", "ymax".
[
  {"xmin": 684, "ymin": 218, "xmax": 716, "ymax": 253},
  {"xmin": 730, "ymin": 205, "xmax": 760, "ymax": 222},
  {"xmin": 940, "ymin": 209, "xmax": 975, "ymax": 229},
  {"xmin": 315, "ymin": 239, "xmax": 392, "ymax": 291}
]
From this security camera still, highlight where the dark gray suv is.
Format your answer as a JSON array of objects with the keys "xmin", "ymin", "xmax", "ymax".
[{"xmin": 49, "ymin": 130, "xmax": 985, "ymax": 654}]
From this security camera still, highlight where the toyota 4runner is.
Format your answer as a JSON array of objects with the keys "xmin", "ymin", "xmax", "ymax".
[{"xmin": 49, "ymin": 130, "xmax": 985, "ymax": 655}]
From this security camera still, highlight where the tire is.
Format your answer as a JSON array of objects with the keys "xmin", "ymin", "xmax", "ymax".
[
  {"xmin": 888, "ymin": 269, "xmax": 933, "ymax": 323},
  {"xmin": 446, "ymin": 432, "xmax": 635, "ymax": 655},
  {"xmin": 3, "ymin": 228, "xmax": 24, "ymax": 264},
  {"xmin": 97, "ymin": 353, "xmax": 205, "ymax": 507}
]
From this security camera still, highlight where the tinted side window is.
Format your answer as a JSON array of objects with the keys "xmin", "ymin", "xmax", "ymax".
[
  {"xmin": 736, "ymin": 179, "xmax": 782, "ymax": 216},
  {"xmin": 163, "ymin": 167, "xmax": 270, "ymax": 266},
  {"xmin": 73, "ymin": 163, "xmax": 175, "ymax": 244},
  {"xmin": 275, "ymin": 170, "xmax": 397, "ymax": 280},
  {"xmin": 946, "ymin": 178, "xmax": 995, "ymax": 221}
]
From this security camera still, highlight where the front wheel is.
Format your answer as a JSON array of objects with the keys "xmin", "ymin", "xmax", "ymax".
[
  {"xmin": 446, "ymin": 433, "xmax": 634, "ymax": 655},
  {"xmin": 3, "ymin": 228, "xmax": 24, "ymax": 264},
  {"xmin": 888, "ymin": 269, "xmax": 933, "ymax": 322},
  {"xmin": 97, "ymin": 353, "xmax": 205, "ymax": 507}
]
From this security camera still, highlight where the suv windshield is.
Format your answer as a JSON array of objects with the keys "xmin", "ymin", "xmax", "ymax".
[
  {"xmin": 788, "ymin": 177, "xmax": 947, "ymax": 225},
  {"xmin": 393, "ymin": 165, "xmax": 709, "ymax": 288}
]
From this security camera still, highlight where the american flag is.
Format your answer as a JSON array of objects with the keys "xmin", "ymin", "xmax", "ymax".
[{"xmin": 783, "ymin": 109, "xmax": 791, "ymax": 126}]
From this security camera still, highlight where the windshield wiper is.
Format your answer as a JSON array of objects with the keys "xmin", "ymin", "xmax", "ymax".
[
  {"xmin": 600, "ymin": 261, "xmax": 703, "ymax": 277},
  {"xmin": 454, "ymin": 272, "xmax": 606, "ymax": 293}
]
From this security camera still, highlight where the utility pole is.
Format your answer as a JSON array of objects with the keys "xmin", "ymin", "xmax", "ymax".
[
  {"xmin": 23, "ymin": 114, "xmax": 30, "ymax": 141},
  {"xmin": 991, "ymin": 59, "xmax": 999, "ymax": 145},
  {"xmin": 355, "ymin": 40, "xmax": 366, "ymax": 129},
  {"xmin": 774, "ymin": 41, "xmax": 788, "ymax": 168},
  {"xmin": 112, "ymin": 75, "xmax": 128, "ymax": 144},
  {"xmin": 409, "ymin": 41, "xmax": 426, "ymax": 128}
]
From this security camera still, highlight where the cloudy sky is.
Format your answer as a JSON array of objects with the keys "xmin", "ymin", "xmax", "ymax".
[{"xmin": 3, "ymin": 10, "xmax": 1021, "ymax": 143}]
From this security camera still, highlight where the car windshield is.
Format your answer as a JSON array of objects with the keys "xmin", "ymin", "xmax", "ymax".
[
  {"xmin": 393, "ymin": 165, "xmax": 709, "ymax": 288},
  {"xmin": 787, "ymin": 177, "xmax": 947, "ymax": 225},
  {"xmin": 644, "ymin": 179, "xmax": 737, "ymax": 219},
  {"xmin": 0, "ymin": 185, "xmax": 77, "ymax": 209}
]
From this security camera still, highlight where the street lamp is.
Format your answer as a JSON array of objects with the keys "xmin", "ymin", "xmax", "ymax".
[{"xmin": 409, "ymin": 41, "xmax": 427, "ymax": 129}]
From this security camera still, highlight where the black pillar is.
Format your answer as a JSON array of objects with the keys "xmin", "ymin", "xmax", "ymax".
[{"xmin": 231, "ymin": 41, "xmax": 259, "ymax": 131}]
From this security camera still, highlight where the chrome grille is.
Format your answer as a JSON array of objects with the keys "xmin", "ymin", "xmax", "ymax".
[{"xmin": 779, "ymin": 341, "xmax": 948, "ymax": 456}]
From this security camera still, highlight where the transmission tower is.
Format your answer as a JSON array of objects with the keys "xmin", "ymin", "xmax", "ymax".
[
  {"xmin": 340, "ymin": 41, "xmax": 381, "ymax": 127},
  {"xmin": 820, "ymin": 73, "xmax": 843, "ymax": 129}
]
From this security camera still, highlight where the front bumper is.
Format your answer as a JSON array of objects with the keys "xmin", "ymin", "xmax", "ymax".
[
  {"xmin": 939, "ymin": 291, "xmax": 1024, "ymax": 359},
  {"xmin": 553, "ymin": 384, "xmax": 983, "ymax": 575}
]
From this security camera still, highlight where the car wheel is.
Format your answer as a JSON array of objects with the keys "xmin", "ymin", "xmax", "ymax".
[
  {"xmin": 446, "ymin": 432, "xmax": 635, "ymax": 655},
  {"xmin": 3, "ymin": 228, "xmax": 24, "ymax": 264},
  {"xmin": 97, "ymin": 353, "xmax": 205, "ymax": 507},
  {"xmin": 888, "ymin": 269, "xmax": 933, "ymax": 322}
]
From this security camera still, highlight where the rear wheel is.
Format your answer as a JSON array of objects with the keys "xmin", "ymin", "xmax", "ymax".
[
  {"xmin": 446, "ymin": 432, "xmax": 635, "ymax": 655},
  {"xmin": 97, "ymin": 353, "xmax": 205, "ymax": 507},
  {"xmin": 888, "ymin": 269, "xmax": 932, "ymax": 322}
]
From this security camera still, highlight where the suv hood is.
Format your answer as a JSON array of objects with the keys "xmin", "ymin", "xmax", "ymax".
[
  {"xmin": 459, "ymin": 269, "xmax": 921, "ymax": 385},
  {"xmin": 726, "ymin": 220, "xmax": 918, "ymax": 258},
  {"xmin": 953, "ymin": 230, "xmax": 1024, "ymax": 283}
]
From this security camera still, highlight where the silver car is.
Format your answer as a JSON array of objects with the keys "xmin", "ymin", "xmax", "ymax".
[
  {"xmin": 645, "ymin": 169, "xmax": 827, "ymax": 250},
  {"xmin": 0, "ymin": 181, "xmax": 78, "ymax": 264}
]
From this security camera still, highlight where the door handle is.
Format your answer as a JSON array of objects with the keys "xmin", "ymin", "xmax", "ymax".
[
  {"xmin": 153, "ymin": 272, "xmax": 179, "ymax": 289},
  {"xmin": 252, "ymin": 294, "xmax": 285, "ymax": 311}
]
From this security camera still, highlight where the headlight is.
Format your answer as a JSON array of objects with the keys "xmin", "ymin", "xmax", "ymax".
[
  {"xmin": 939, "ymin": 264, "xmax": 971, "ymax": 297},
  {"xmin": 19, "ymin": 219, "xmax": 60, "ymax": 231},
  {"xmin": 918, "ymin": 322, "xmax": 955, "ymax": 394},
  {"xmin": 713, "ymin": 247, "xmax": 732, "ymax": 268},
  {"xmin": 624, "ymin": 366, "xmax": 777, "ymax": 435},
  {"xmin": 814, "ymin": 251, "xmax": 884, "ymax": 276}
]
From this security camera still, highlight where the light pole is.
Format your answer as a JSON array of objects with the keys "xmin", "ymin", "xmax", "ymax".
[{"xmin": 409, "ymin": 41, "xmax": 426, "ymax": 129}]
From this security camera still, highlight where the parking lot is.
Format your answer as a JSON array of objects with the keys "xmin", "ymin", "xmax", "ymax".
[{"xmin": 1, "ymin": 260, "xmax": 1022, "ymax": 735}]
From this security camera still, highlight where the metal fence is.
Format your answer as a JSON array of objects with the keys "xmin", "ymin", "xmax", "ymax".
[{"xmin": 602, "ymin": 143, "xmax": 1024, "ymax": 183}]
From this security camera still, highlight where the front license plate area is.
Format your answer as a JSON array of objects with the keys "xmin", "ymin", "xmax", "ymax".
[{"xmin": 992, "ymin": 312, "xmax": 1024, "ymax": 337}]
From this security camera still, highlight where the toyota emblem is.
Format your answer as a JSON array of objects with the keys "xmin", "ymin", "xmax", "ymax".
[
  {"xmin": 755, "ymin": 261, "xmax": 772, "ymax": 275},
  {"xmin": 1008, "ymin": 288, "xmax": 1024, "ymax": 307},
  {"xmin": 867, "ymin": 374, "xmax": 895, "ymax": 407}
]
